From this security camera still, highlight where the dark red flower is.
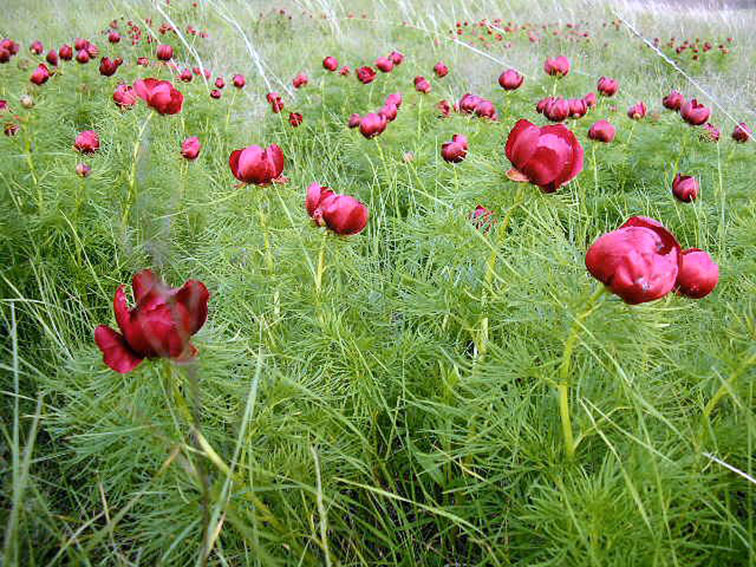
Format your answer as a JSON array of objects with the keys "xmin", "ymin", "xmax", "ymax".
[
  {"xmin": 99, "ymin": 56, "xmax": 121, "ymax": 76},
  {"xmin": 568, "ymin": 98, "xmax": 588, "ymax": 118},
  {"xmin": 75, "ymin": 49, "xmax": 90, "ymax": 64},
  {"xmin": 585, "ymin": 216, "xmax": 681, "ymax": 304},
  {"xmin": 45, "ymin": 49, "xmax": 58, "ymax": 66},
  {"xmin": 676, "ymin": 249, "xmax": 718, "ymax": 299},
  {"xmin": 59, "ymin": 44, "xmax": 73, "ymax": 60},
  {"xmin": 358, "ymin": 112, "xmax": 387, "ymax": 139},
  {"xmin": 30, "ymin": 40, "xmax": 43, "ymax": 55},
  {"xmin": 385, "ymin": 92, "xmax": 402, "ymax": 108},
  {"xmin": 74, "ymin": 37, "xmax": 88, "ymax": 51},
  {"xmin": 702, "ymin": 122, "xmax": 720, "ymax": 142},
  {"xmin": 544, "ymin": 97, "xmax": 570, "ymax": 122},
  {"xmin": 137, "ymin": 57, "xmax": 149, "ymax": 67},
  {"xmin": 338, "ymin": 66, "xmax": 350, "ymax": 76},
  {"xmin": 323, "ymin": 56, "xmax": 338, "ymax": 71},
  {"xmin": 232, "ymin": 74, "xmax": 246, "ymax": 88},
  {"xmin": 588, "ymin": 119, "xmax": 616, "ymax": 143},
  {"xmin": 379, "ymin": 103, "xmax": 398, "ymax": 122},
  {"xmin": 156, "ymin": 44, "xmax": 174, "ymax": 61},
  {"xmin": 214, "ymin": 77, "xmax": 225, "ymax": 89},
  {"xmin": 459, "ymin": 93, "xmax": 482, "ymax": 114},
  {"xmin": 108, "ymin": 31, "xmax": 121, "ymax": 44},
  {"xmin": 229, "ymin": 144, "xmax": 285, "ymax": 185},
  {"xmin": 357, "ymin": 66, "xmax": 377, "ymax": 84},
  {"xmin": 662, "ymin": 90, "xmax": 685, "ymax": 111},
  {"xmin": 289, "ymin": 112, "xmax": 303, "ymax": 127},
  {"xmin": 266, "ymin": 91, "xmax": 283, "ymax": 113},
  {"xmin": 306, "ymin": 183, "xmax": 369, "ymax": 236},
  {"xmin": 347, "ymin": 113, "xmax": 361, "ymax": 128},
  {"xmin": 94, "ymin": 270, "xmax": 210, "ymax": 373},
  {"xmin": 680, "ymin": 98, "xmax": 711, "ymax": 126},
  {"xmin": 181, "ymin": 136, "xmax": 201, "ymax": 160},
  {"xmin": 74, "ymin": 130, "xmax": 100, "ymax": 154},
  {"xmin": 474, "ymin": 99, "xmax": 497, "ymax": 119},
  {"xmin": 731, "ymin": 122, "xmax": 752, "ymax": 143},
  {"xmin": 4, "ymin": 122, "xmax": 19, "ymax": 136},
  {"xmin": 441, "ymin": 134, "xmax": 468, "ymax": 163},
  {"xmin": 179, "ymin": 68, "xmax": 193, "ymax": 82},
  {"xmin": 543, "ymin": 55, "xmax": 570, "ymax": 77},
  {"xmin": 437, "ymin": 99, "xmax": 451, "ymax": 117},
  {"xmin": 672, "ymin": 173, "xmax": 699, "ymax": 202},
  {"xmin": 210, "ymin": 89, "xmax": 221, "ymax": 99},
  {"xmin": 133, "ymin": 78, "xmax": 184, "ymax": 114},
  {"xmin": 505, "ymin": 119, "xmax": 584, "ymax": 193},
  {"xmin": 498, "ymin": 69, "xmax": 523, "ymax": 90},
  {"xmin": 413, "ymin": 76, "xmax": 431, "ymax": 93},
  {"xmin": 583, "ymin": 92, "xmax": 597, "ymax": 109},
  {"xmin": 597, "ymin": 76, "xmax": 618, "ymax": 96},
  {"xmin": 433, "ymin": 61, "xmax": 449, "ymax": 78}
]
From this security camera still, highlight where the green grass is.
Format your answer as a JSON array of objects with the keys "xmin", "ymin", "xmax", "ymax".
[{"xmin": 1, "ymin": 0, "xmax": 754, "ymax": 565}]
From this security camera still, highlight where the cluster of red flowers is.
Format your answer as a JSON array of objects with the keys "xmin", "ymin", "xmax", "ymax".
[{"xmin": 348, "ymin": 93, "xmax": 403, "ymax": 139}]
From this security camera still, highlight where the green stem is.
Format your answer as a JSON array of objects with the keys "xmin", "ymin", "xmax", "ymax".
[
  {"xmin": 557, "ymin": 285, "xmax": 607, "ymax": 459},
  {"xmin": 592, "ymin": 143, "xmax": 599, "ymax": 194},
  {"xmin": 315, "ymin": 230, "xmax": 327, "ymax": 296},
  {"xmin": 702, "ymin": 354, "xmax": 755, "ymax": 421},
  {"xmin": 122, "ymin": 111, "xmax": 154, "ymax": 228},
  {"xmin": 225, "ymin": 89, "xmax": 237, "ymax": 130}
]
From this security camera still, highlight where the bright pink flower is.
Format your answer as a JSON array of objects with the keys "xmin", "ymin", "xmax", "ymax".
[
  {"xmin": 433, "ymin": 61, "xmax": 449, "ymax": 78},
  {"xmin": 543, "ymin": 55, "xmax": 570, "ymax": 77},
  {"xmin": 156, "ymin": 44, "xmax": 174, "ymax": 61},
  {"xmin": 376, "ymin": 56, "xmax": 394, "ymax": 73},
  {"xmin": 30, "ymin": 40, "xmax": 43, "ymax": 55},
  {"xmin": 266, "ymin": 92, "xmax": 283, "ymax": 113},
  {"xmin": 179, "ymin": 68, "xmax": 193, "ymax": 82},
  {"xmin": 568, "ymin": 98, "xmax": 588, "ymax": 118},
  {"xmin": 306, "ymin": 183, "xmax": 368, "ymax": 236},
  {"xmin": 181, "ymin": 136, "xmax": 201, "ymax": 160},
  {"xmin": 292, "ymin": 72, "xmax": 308, "ymax": 88},
  {"xmin": 229, "ymin": 144, "xmax": 285, "ymax": 185},
  {"xmin": 323, "ymin": 56, "xmax": 338, "ymax": 71},
  {"xmin": 441, "ymin": 134, "xmax": 468, "ymax": 163},
  {"xmin": 459, "ymin": 93, "xmax": 482, "ymax": 114},
  {"xmin": 137, "ymin": 57, "xmax": 149, "ymax": 67},
  {"xmin": 358, "ymin": 113, "xmax": 387, "ymax": 139},
  {"xmin": 338, "ymin": 66, "xmax": 350, "ymax": 76},
  {"xmin": 437, "ymin": 99, "xmax": 451, "ymax": 117},
  {"xmin": 505, "ymin": 119, "xmax": 584, "ymax": 193},
  {"xmin": 113, "ymin": 84, "xmax": 138, "ymax": 108},
  {"xmin": 680, "ymin": 98, "xmax": 711, "ymax": 126},
  {"xmin": 676, "ymin": 249, "xmax": 718, "ymax": 299},
  {"xmin": 588, "ymin": 119, "xmax": 616, "ymax": 143},
  {"xmin": 583, "ymin": 92, "xmax": 597, "ymax": 108},
  {"xmin": 214, "ymin": 77, "xmax": 225, "ymax": 89},
  {"xmin": 94, "ymin": 270, "xmax": 210, "ymax": 373},
  {"xmin": 702, "ymin": 122, "xmax": 720, "ymax": 142},
  {"xmin": 357, "ymin": 66, "xmax": 377, "ymax": 84},
  {"xmin": 133, "ymin": 78, "xmax": 184, "ymax": 114},
  {"xmin": 388, "ymin": 50, "xmax": 404, "ymax": 65},
  {"xmin": 544, "ymin": 98, "xmax": 570, "ymax": 122},
  {"xmin": 74, "ymin": 130, "xmax": 100, "ymax": 154},
  {"xmin": 672, "ymin": 174, "xmax": 699, "ymax": 202},
  {"xmin": 597, "ymin": 76, "xmax": 618, "ymax": 96},
  {"xmin": 232, "ymin": 74, "xmax": 246, "ymax": 88},
  {"xmin": 385, "ymin": 92, "xmax": 402, "ymax": 108},
  {"xmin": 585, "ymin": 217, "xmax": 681, "ymax": 304},
  {"xmin": 627, "ymin": 101, "xmax": 647, "ymax": 120},
  {"xmin": 108, "ymin": 31, "xmax": 121, "ymax": 44},
  {"xmin": 379, "ymin": 103, "xmax": 398, "ymax": 122},
  {"xmin": 498, "ymin": 69, "xmax": 523, "ymax": 90}
]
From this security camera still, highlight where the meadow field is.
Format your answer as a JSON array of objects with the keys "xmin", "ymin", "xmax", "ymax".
[{"xmin": 1, "ymin": 0, "xmax": 754, "ymax": 565}]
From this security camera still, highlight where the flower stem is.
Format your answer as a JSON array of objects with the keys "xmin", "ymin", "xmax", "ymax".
[
  {"xmin": 702, "ymin": 353, "xmax": 755, "ymax": 421},
  {"xmin": 557, "ymin": 285, "xmax": 607, "ymax": 459},
  {"xmin": 315, "ymin": 230, "xmax": 327, "ymax": 297},
  {"xmin": 122, "ymin": 111, "xmax": 154, "ymax": 228}
]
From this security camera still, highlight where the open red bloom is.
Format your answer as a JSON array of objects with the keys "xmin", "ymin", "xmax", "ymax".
[
  {"xmin": 99, "ymin": 56, "xmax": 121, "ymax": 77},
  {"xmin": 356, "ymin": 66, "xmax": 377, "ymax": 84},
  {"xmin": 588, "ymin": 120, "xmax": 616, "ymax": 143},
  {"xmin": 505, "ymin": 119, "xmax": 584, "ymax": 193},
  {"xmin": 181, "ymin": 136, "xmax": 201, "ymax": 160},
  {"xmin": 229, "ymin": 144, "xmax": 285, "ymax": 185},
  {"xmin": 543, "ymin": 55, "xmax": 570, "ymax": 77},
  {"xmin": 441, "ymin": 134, "xmax": 468, "ymax": 163},
  {"xmin": 433, "ymin": 61, "xmax": 448, "ymax": 78},
  {"xmin": 289, "ymin": 112, "xmax": 303, "ymax": 127},
  {"xmin": 627, "ymin": 101, "xmax": 647, "ymax": 120},
  {"xmin": 732, "ymin": 122, "xmax": 752, "ymax": 143},
  {"xmin": 585, "ymin": 217, "xmax": 681, "ymax": 304},
  {"xmin": 74, "ymin": 130, "xmax": 100, "ymax": 154},
  {"xmin": 292, "ymin": 72, "xmax": 308, "ymax": 88},
  {"xmin": 94, "ymin": 270, "xmax": 209, "ymax": 373},
  {"xmin": 306, "ymin": 183, "xmax": 369, "ymax": 236},
  {"xmin": 376, "ymin": 57, "xmax": 394, "ymax": 73},
  {"xmin": 662, "ymin": 90, "xmax": 685, "ymax": 111},
  {"xmin": 323, "ymin": 56, "xmax": 338, "ymax": 71},
  {"xmin": 113, "ymin": 84, "xmax": 137, "ymax": 108},
  {"xmin": 358, "ymin": 113, "xmax": 387, "ymax": 139},
  {"xmin": 30, "ymin": 64, "xmax": 50, "ymax": 85},
  {"xmin": 133, "ymin": 78, "xmax": 183, "ymax": 114},
  {"xmin": 680, "ymin": 98, "xmax": 711, "ymax": 126}
]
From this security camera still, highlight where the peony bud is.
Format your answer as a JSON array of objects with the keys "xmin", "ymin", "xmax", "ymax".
[
  {"xmin": 676, "ymin": 249, "xmax": 718, "ymax": 299},
  {"xmin": 588, "ymin": 119, "xmax": 616, "ymax": 143},
  {"xmin": 181, "ymin": 136, "xmax": 201, "ymax": 160}
]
